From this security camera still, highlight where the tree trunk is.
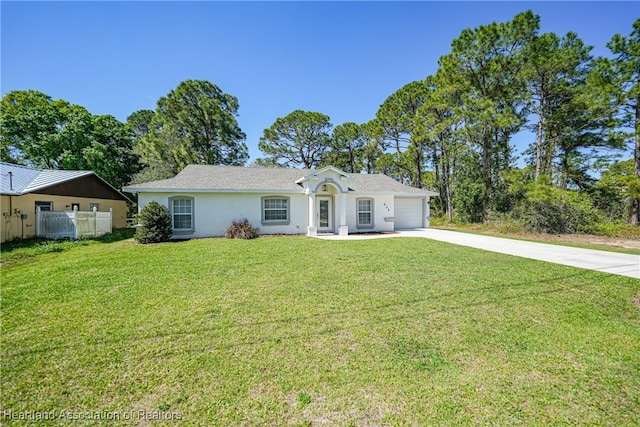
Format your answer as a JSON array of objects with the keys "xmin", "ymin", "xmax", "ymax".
[
  {"xmin": 443, "ymin": 158, "xmax": 453, "ymax": 222},
  {"xmin": 481, "ymin": 129, "xmax": 492, "ymax": 221},
  {"xmin": 366, "ymin": 152, "xmax": 374, "ymax": 174},
  {"xmin": 413, "ymin": 144, "xmax": 422, "ymax": 187},
  {"xmin": 392, "ymin": 137, "xmax": 402, "ymax": 183},
  {"xmin": 559, "ymin": 156, "xmax": 568, "ymax": 190},
  {"xmin": 349, "ymin": 147, "xmax": 355, "ymax": 173},
  {"xmin": 632, "ymin": 93, "xmax": 640, "ymax": 225},
  {"xmin": 535, "ymin": 104, "xmax": 544, "ymax": 180},
  {"xmin": 433, "ymin": 149, "xmax": 445, "ymax": 217}
]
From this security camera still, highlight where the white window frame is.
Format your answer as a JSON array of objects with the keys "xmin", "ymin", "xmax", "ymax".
[
  {"xmin": 168, "ymin": 196, "xmax": 195, "ymax": 233},
  {"xmin": 356, "ymin": 198, "xmax": 374, "ymax": 229},
  {"xmin": 261, "ymin": 196, "xmax": 290, "ymax": 225}
]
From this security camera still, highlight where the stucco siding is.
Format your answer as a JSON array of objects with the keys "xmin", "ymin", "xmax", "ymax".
[
  {"xmin": 136, "ymin": 191, "xmax": 431, "ymax": 239},
  {"xmin": 138, "ymin": 192, "xmax": 308, "ymax": 238},
  {"xmin": 345, "ymin": 193, "xmax": 395, "ymax": 234},
  {"xmin": 1, "ymin": 194, "xmax": 127, "ymax": 242}
]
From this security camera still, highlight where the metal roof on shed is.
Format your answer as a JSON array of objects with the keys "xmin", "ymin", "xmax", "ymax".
[
  {"xmin": 0, "ymin": 163, "xmax": 41, "ymax": 195},
  {"xmin": 0, "ymin": 162, "xmax": 129, "ymax": 202},
  {"xmin": 22, "ymin": 169, "xmax": 93, "ymax": 193}
]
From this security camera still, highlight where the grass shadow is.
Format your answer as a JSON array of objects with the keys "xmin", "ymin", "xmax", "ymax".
[{"xmin": 0, "ymin": 228, "xmax": 136, "ymax": 266}]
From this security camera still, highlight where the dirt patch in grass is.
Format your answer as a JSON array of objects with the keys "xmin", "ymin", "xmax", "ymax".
[
  {"xmin": 436, "ymin": 226, "xmax": 640, "ymax": 250},
  {"xmin": 536, "ymin": 233, "xmax": 640, "ymax": 250},
  {"xmin": 128, "ymin": 384, "xmax": 184, "ymax": 426},
  {"xmin": 287, "ymin": 390, "xmax": 402, "ymax": 426}
]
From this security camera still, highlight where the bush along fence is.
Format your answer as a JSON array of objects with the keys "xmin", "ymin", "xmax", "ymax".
[{"xmin": 36, "ymin": 206, "xmax": 112, "ymax": 239}]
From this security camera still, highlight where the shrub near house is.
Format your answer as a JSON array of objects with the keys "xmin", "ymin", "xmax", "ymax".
[
  {"xmin": 225, "ymin": 218, "xmax": 259, "ymax": 239},
  {"xmin": 134, "ymin": 201, "xmax": 172, "ymax": 244}
]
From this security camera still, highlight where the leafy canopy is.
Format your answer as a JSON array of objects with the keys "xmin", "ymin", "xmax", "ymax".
[
  {"xmin": 0, "ymin": 90, "xmax": 140, "ymax": 189},
  {"xmin": 133, "ymin": 80, "xmax": 248, "ymax": 178},
  {"xmin": 258, "ymin": 110, "xmax": 332, "ymax": 168}
]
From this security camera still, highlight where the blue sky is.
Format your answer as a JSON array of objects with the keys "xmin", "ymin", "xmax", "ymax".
[{"xmin": 2, "ymin": 1, "xmax": 638, "ymax": 164}]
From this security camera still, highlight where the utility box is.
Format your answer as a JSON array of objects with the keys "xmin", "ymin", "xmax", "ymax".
[{"xmin": 20, "ymin": 213, "xmax": 28, "ymax": 220}]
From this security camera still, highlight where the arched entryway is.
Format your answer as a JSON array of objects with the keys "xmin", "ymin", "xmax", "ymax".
[
  {"xmin": 314, "ymin": 181, "xmax": 339, "ymax": 233},
  {"xmin": 297, "ymin": 166, "xmax": 352, "ymax": 237}
]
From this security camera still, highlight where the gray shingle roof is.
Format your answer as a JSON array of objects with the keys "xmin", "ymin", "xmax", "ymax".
[
  {"xmin": 349, "ymin": 173, "xmax": 435, "ymax": 194},
  {"xmin": 123, "ymin": 165, "xmax": 437, "ymax": 196}
]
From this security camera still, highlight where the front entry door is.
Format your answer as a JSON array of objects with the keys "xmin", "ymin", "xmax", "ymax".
[{"xmin": 317, "ymin": 197, "xmax": 333, "ymax": 232}]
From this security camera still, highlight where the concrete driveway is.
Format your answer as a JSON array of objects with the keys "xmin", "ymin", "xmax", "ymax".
[{"xmin": 316, "ymin": 228, "xmax": 640, "ymax": 279}]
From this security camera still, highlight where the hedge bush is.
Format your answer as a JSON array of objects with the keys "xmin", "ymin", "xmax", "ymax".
[{"xmin": 134, "ymin": 201, "xmax": 173, "ymax": 244}]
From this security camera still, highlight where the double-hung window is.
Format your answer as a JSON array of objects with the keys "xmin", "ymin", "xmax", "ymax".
[
  {"xmin": 262, "ymin": 197, "xmax": 290, "ymax": 225},
  {"xmin": 357, "ymin": 198, "xmax": 374, "ymax": 228},
  {"xmin": 169, "ymin": 197, "xmax": 194, "ymax": 232}
]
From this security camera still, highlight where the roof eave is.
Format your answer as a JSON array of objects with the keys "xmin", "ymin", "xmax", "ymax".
[
  {"xmin": 123, "ymin": 188, "xmax": 438, "ymax": 197},
  {"xmin": 25, "ymin": 171, "xmax": 133, "ymax": 203},
  {"xmin": 122, "ymin": 188, "xmax": 306, "ymax": 194},
  {"xmin": 22, "ymin": 171, "xmax": 94, "ymax": 194},
  {"xmin": 393, "ymin": 193, "xmax": 435, "ymax": 197}
]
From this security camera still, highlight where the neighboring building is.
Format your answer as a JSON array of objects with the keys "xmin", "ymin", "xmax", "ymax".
[
  {"xmin": 123, "ymin": 165, "xmax": 438, "ymax": 238},
  {"xmin": 1, "ymin": 162, "xmax": 131, "ymax": 242}
]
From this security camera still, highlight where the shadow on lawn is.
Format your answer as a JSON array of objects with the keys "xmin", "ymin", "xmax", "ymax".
[
  {"xmin": 0, "ymin": 229, "xmax": 137, "ymax": 268},
  {"xmin": 6, "ymin": 267, "xmax": 605, "ymax": 359},
  {"xmin": 1, "ymin": 228, "xmax": 136, "ymax": 254}
]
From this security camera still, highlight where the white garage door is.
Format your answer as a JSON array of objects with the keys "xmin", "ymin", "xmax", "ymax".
[{"xmin": 395, "ymin": 198, "xmax": 424, "ymax": 229}]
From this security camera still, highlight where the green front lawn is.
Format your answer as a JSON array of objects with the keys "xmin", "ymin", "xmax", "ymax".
[{"xmin": 2, "ymin": 237, "xmax": 639, "ymax": 425}]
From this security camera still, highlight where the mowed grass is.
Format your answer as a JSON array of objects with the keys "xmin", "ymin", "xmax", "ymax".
[{"xmin": 2, "ymin": 236, "xmax": 639, "ymax": 425}]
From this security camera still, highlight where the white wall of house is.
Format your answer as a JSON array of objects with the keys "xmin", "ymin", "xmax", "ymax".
[
  {"xmin": 137, "ymin": 191, "xmax": 430, "ymax": 238},
  {"xmin": 138, "ymin": 192, "xmax": 309, "ymax": 238},
  {"xmin": 345, "ymin": 193, "xmax": 395, "ymax": 234}
]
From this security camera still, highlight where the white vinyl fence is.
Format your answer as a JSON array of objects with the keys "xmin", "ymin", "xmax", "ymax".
[{"xmin": 36, "ymin": 207, "xmax": 112, "ymax": 239}]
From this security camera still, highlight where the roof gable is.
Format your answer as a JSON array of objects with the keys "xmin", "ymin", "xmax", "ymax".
[
  {"xmin": 295, "ymin": 165, "xmax": 351, "ymax": 183},
  {"xmin": 295, "ymin": 166, "xmax": 353, "ymax": 193}
]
